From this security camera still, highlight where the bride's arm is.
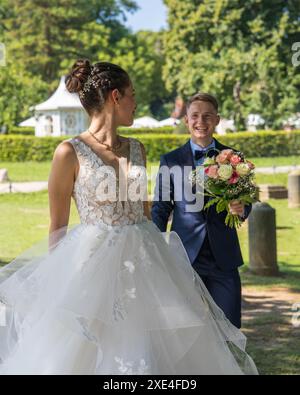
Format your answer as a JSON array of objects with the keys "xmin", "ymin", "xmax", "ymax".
[
  {"xmin": 140, "ymin": 142, "xmax": 151, "ymax": 220},
  {"xmin": 48, "ymin": 142, "xmax": 77, "ymax": 251}
]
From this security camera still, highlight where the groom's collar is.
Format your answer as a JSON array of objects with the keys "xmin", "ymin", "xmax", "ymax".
[
  {"xmin": 179, "ymin": 137, "xmax": 229, "ymax": 169},
  {"xmin": 181, "ymin": 137, "xmax": 226, "ymax": 156},
  {"xmin": 189, "ymin": 138, "xmax": 215, "ymax": 152}
]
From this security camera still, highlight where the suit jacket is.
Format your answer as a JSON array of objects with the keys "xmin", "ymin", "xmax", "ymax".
[{"xmin": 151, "ymin": 138, "xmax": 252, "ymax": 271}]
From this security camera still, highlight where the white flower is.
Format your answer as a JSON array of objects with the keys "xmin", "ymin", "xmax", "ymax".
[
  {"xmin": 218, "ymin": 164, "xmax": 233, "ymax": 180},
  {"xmin": 137, "ymin": 359, "xmax": 149, "ymax": 374},
  {"xmin": 236, "ymin": 163, "xmax": 251, "ymax": 176},
  {"xmin": 114, "ymin": 357, "xmax": 133, "ymax": 374},
  {"xmin": 114, "ymin": 357, "xmax": 149, "ymax": 374},
  {"xmin": 123, "ymin": 261, "xmax": 135, "ymax": 273},
  {"xmin": 125, "ymin": 288, "xmax": 136, "ymax": 299}
]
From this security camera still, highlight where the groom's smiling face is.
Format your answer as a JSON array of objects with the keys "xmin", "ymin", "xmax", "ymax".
[{"xmin": 185, "ymin": 100, "xmax": 220, "ymax": 143}]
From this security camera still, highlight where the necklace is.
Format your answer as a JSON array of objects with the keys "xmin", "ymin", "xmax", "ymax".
[{"xmin": 87, "ymin": 129, "xmax": 122, "ymax": 152}]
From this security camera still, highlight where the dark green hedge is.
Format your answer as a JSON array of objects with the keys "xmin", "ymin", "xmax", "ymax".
[
  {"xmin": 217, "ymin": 130, "xmax": 300, "ymax": 158},
  {"xmin": 0, "ymin": 130, "xmax": 299, "ymax": 162},
  {"xmin": 119, "ymin": 126, "xmax": 174, "ymax": 135},
  {"xmin": 0, "ymin": 136, "xmax": 60, "ymax": 162},
  {"xmin": 7, "ymin": 127, "xmax": 35, "ymax": 136},
  {"xmin": 128, "ymin": 130, "xmax": 300, "ymax": 162}
]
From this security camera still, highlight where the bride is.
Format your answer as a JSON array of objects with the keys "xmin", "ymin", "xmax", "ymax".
[{"xmin": 0, "ymin": 59, "xmax": 258, "ymax": 375}]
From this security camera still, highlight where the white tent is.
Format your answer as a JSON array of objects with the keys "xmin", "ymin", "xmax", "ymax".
[
  {"xmin": 131, "ymin": 116, "xmax": 160, "ymax": 128},
  {"xmin": 19, "ymin": 117, "xmax": 36, "ymax": 128},
  {"xmin": 283, "ymin": 113, "xmax": 300, "ymax": 129},
  {"xmin": 34, "ymin": 76, "xmax": 89, "ymax": 137},
  {"xmin": 216, "ymin": 118, "xmax": 236, "ymax": 135},
  {"xmin": 158, "ymin": 117, "xmax": 180, "ymax": 127},
  {"xmin": 246, "ymin": 114, "xmax": 265, "ymax": 131}
]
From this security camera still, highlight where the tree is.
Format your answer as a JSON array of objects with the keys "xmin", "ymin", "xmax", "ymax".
[
  {"xmin": 0, "ymin": 0, "xmax": 139, "ymax": 127},
  {"xmin": 111, "ymin": 30, "xmax": 172, "ymax": 119},
  {"xmin": 0, "ymin": 63, "xmax": 48, "ymax": 128},
  {"xmin": 163, "ymin": 0, "xmax": 300, "ymax": 129},
  {"xmin": 0, "ymin": 0, "xmax": 138, "ymax": 86}
]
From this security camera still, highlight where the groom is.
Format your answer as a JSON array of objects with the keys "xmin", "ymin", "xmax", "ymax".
[{"xmin": 151, "ymin": 93, "xmax": 252, "ymax": 329}]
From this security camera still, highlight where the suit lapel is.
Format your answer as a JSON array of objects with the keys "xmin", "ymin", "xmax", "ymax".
[
  {"xmin": 214, "ymin": 137, "xmax": 231, "ymax": 151},
  {"xmin": 179, "ymin": 141, "xmax": 195, "ymax": 170},
  {"xmin": 174, "ymin": 141, "xmax": 196, "ymax": 202}
]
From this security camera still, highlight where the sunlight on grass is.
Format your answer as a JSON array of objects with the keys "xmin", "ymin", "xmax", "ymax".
[
  {"xmin": 248, "ymin": 156, "xmax": 300, "ymax": 167},
  {"xmin": 0, "ymin": 191, "xmax": 80, "ymax": 263},
  {"xmin": 238, "ymin": 199, "xmax": 300, "ymax": 292},
  {"xmin": 0, "ymin": 162, "xmax": 52, "ymax": 182}
]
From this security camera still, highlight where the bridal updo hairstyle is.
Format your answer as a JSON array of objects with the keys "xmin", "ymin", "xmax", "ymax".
[{"xmin": 65, "ymin": 59, "xmax": 131, "ymax": 115}]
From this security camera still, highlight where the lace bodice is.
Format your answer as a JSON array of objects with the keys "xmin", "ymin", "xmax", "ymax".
[{"xmin": 68, "ymin": 137, "xmax": 147, "ymax": 227}]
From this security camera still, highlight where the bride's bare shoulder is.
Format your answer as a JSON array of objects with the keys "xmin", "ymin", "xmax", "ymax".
[
  {"xmin": 53, "ymin": 140, "xmax": 77, "ymax": 164},
  {"xmin": 49, "ymin": 140, "xmax": 79, "ymax": 187}
]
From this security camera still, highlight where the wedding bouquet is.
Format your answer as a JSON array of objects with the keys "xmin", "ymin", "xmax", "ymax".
[{"xmin": 190, "ymin": 149, "xmax": 259, "ymax": 228}]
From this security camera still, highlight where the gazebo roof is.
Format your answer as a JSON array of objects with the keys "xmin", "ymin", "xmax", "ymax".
[
  {"xmin": 158, "ymin": 117, "xmax": 180, "ymax": 127},
  {"xmin": 132, "ymin": 116, "xmax": 160, "ymax": 128},
  {"xmin": 19, "ymin": 116, "xmax": 36, "ymax": 127},
  {"xmin": 35, "ymin": 76, "xmax": 83, "ymax": 111}
]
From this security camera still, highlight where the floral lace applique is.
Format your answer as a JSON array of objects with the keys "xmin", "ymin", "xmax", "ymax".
[
  {"xmin": 112, "ymin": 298, "xmax": 127, "ymax": 322},
  {"xmin": 76, "ymin": 316, "xmax": 99, "ymax": 344},
  {"xmin": 114, "ymin": 356, "xmax": 150, "ymax": 374}
]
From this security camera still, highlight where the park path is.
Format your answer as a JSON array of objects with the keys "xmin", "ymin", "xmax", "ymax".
[
  {"xmin": 242, "ymin": 286, "xmax": 299, "ymax": 325},
  {"xmin": 241, "ymin": 285, "xmax": 300, "ymax": 374},
  {"xmin": 255, "ymin": 164, "xmax": 300, "ymax": 174},
  {"xmin": 0, "ymin": 181, "xmax": 48, "ymax": 194}
]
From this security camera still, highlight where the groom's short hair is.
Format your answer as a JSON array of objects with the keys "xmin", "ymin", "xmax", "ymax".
[{"xmin": 186, "ymin": 93, "xmax": 219, "ymax": 112}]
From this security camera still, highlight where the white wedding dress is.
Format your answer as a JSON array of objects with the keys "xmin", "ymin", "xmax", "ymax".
[{"xmin": 0, "ymin": 137, "xmax": 258, "ymax": 375}]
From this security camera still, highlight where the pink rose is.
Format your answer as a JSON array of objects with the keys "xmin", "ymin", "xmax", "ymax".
[
  {"xmin": 230, "ymin": 154, "xmax": 242, "ymax": 166},
  {"xmin": 216, "ymin": 149, "xmax": 234, "ymax": 165},
  {"xmin": 229, "ymin": 171, "xmax": 239, "ymax": 184},
  {"xmin": 205, "ymin": 165, "xmax": 219, "ymax": 179}
]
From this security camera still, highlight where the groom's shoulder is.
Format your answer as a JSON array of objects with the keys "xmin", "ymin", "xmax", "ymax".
[{"xmin": 214, "ymin": 138, "xmax": 236, "ymax": 152}]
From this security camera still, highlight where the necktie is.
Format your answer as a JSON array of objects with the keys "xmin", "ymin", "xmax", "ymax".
[{"xmin": 194, "ymin": 150, "xmax": 206, "ymax": 161}]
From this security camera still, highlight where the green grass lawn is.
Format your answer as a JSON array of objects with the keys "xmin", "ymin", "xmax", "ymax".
[
  {"xmin": 0, "ymin": 161, "xmax": 52, "ymax": 182},
  {"xmin": 0, "ymin": 191, "xmax": 80, "ymax": 264},
  {"xmin": 232, "ymin": 198, "xmax": 300, "ymax": 375},
  {"xmin": 238, "ymin": 199, "xmax": 300, "ymax": 292},
  {"xmin": 255, "ymin": 173, "xmax": 288, "ymax": 187},
  {"xmin": 247, "ymin": 156, "xmax": 300, "ymax": 167}
]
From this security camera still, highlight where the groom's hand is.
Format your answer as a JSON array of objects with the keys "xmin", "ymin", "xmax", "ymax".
[{"xmin": 229, "ymin": 200, "xmax": 245, "ymax": 217}]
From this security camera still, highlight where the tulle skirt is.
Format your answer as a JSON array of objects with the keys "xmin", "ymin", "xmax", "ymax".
[{"xmin": 0, "ymin": 220, "xmax": 258, "ymax": 375}]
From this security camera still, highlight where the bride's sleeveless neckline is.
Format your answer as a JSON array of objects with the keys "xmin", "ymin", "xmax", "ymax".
[{"xmin": 68, "ymin": 136, "xmax": 146, "ymax": 226}]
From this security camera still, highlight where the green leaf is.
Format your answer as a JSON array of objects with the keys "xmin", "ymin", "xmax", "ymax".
[
  {"xmin": 204, "ymin": 197, "xmax": 220, "ymax": 210},
  {"xmin": 216, "ymin": 199, "xmax": 227, "ymax": 213}
]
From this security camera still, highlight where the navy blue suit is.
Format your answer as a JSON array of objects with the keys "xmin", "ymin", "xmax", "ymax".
[{"xmin": 151, "ymin": 138, "xmax": 252, "ymax": 328}]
